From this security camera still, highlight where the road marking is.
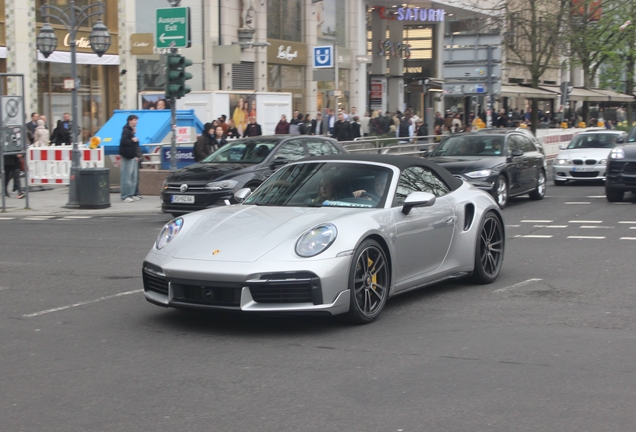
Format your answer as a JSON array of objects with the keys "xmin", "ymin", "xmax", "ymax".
[
  {"xmin": 533, "ymin": 225, "xmax": 568, "ymax": 228},
  {"xmin": 493, "ymin": 278, "xmax": 543, "ymax": 293},
  {"xmin": 521, "ymin": 235, "xmax": 553, "ymax": 238},
  {"xmin": 23, "ymin": 289, "xmax": 143, "ymax": 318},
  {"xmin": 565, "ymin": 202, "xmax": 591, "ymax": 205},
  {"xmin": 521, "ymin": 220, "xmax": 553, "ymax": 223},
  {"xmin": 580, "ymin": 226, "xmax": 614, "ymax": 229},
  {"xmin": 619, "ymin": 221, "xmax": 636, "ymax": 224},
  {"xmin": 567, "ymin": 236, "xmax": 605, "ymax": 239},
  {"xmin": 506, "ymin": 224, "xmax": 520, "ymax": 228},
  {"xmin": 630, "ymin": 227, "xmax": 636, "ymax": 230},
  {"xmin": 22, "ymin": 216, "xmax": 55, "ymax": 221},
  {"xmin": 60, "ymin": 216, "xmax": 92, "ymax": 219},
  {"xmin": 569, "ymin": 220, "xmax": 602, "ymax": 224},
  {"xmin": 587, "ymin": 195, "xmax": 606, "ymax": 198},
  {"xmin": 620, "ymin": 237, "xmax": 636, "ymax": 241},
  {"xmin": 0, "ymin": 217, "xmax": 15, "ymax": 220}
]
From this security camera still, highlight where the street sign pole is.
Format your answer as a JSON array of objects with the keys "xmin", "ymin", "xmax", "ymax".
[
  {"xmin": 169, "ymin": 40, "xmax": 178, "ymax": 172},
  {"xmin": 487, "ymin": 45, "xmax": 494, "ymax": 128}
]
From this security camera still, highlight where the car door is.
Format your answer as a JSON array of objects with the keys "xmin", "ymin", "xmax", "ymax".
[
  {"xmin": 391, "ymin": 166, "xmax": 456, "ymax": 291},
  {"xmin": 305, "ymin": 138, "xmax": 341, "ymax": 156},
  {"xmin": 505, "ymin": 135, "xmax": 527, "ymax": 193},
  {"xmin": 518, "ymin": 135, "xmax": 543, "ymax": 192}
]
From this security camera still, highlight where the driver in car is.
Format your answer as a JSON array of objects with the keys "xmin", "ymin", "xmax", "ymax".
[{"xmin": 352, "ymin": 171, "xmax": 389, "ymax": 199}]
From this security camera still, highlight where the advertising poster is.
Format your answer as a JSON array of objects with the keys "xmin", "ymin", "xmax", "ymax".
[
  {"xmin": 140, "ymin": 94, "xmax": 171, "ymax": 110},
  {"xmin": 229, "ymin": 93, "xmax": 257, "ymax": 136}
]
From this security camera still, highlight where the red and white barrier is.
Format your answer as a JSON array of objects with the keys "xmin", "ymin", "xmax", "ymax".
[{"xmin": 27, "ymin": 146, "xmax": 105, "ymax": 185}]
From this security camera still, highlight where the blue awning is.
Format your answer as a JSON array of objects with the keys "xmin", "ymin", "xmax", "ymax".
[{"xmin": 95, "ymin": 109, "xmax": 204, "ymax": 155}]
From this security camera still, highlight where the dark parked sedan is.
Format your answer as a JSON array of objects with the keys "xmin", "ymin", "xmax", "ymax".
[
  {"xmin": 605, "ymin": 126, "xmax": 636, "ymax": 202},
  {"xmin": 161, "ymin": 135, "xmax": 346, "ymax": 216},
  {"xmin": 427, "ymin": 129, "xmax": 547, "ymax": 208}
]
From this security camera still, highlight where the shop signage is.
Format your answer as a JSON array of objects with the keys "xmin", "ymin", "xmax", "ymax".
[
  {"xmin": 373, "ymin": 6, "xmax": 445, "ymax": 22},
  {"xmin": 50, "ymin": 27, "xmax": 118, "ymax": 55},
  {"xmin": 377, "ymin": 40, "xmax": 411, "ymax": 59},
  {"xmin": 267, "ymin": 39, "xmax": 307, "ymax": 66},
  {"xmin": 313, "ymin": 45, "xmax": 334, "ymax": 68},
  {"xmin": 64, "ymin": 33, "xmax": 92, "ymax": 49},
  {"xmin": 131, "ymin": 34, "xmax": 154, "ymax": 55}
]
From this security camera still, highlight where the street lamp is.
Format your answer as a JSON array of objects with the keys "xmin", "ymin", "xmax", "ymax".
[{"xmin": 36, "ymin": 1, "xmax": 111, "ymax": 208}]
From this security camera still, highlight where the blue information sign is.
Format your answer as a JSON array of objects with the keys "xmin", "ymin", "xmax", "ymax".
[
  {"xmin": 313, "ymin": 46, "xmax": 334, "ymax": 68},
  {"xmin": 161, "ymin": 145, "xmax": 195, "ymax": 170}
]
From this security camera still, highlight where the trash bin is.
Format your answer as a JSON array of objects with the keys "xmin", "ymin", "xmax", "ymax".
[{"xmin": 78, "ymin": 168, "xmax": 111, "ymax": 209}]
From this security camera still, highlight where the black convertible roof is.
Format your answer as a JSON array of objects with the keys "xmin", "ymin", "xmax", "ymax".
[{"xmin": 297, "ymin": 154, "xmax": 463, "ymax": 191}]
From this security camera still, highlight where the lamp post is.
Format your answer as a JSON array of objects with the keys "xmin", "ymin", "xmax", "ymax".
[{"xmin": 36, "ymin": 1, "xmax": 111, "ymax": 208}]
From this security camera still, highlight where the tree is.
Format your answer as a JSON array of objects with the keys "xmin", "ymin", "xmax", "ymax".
[
  {"xmin": 567, "ymin": 0, "xmax": 630, "ymax": 124},
  {"xmin": 476, "ymin": 0, "xmax": 569, "ymax": 133}
]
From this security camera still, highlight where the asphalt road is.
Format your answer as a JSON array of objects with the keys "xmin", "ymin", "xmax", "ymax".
[{"xmin": 1, "ymin": 182, "xmax": 636, "ymax": 432}]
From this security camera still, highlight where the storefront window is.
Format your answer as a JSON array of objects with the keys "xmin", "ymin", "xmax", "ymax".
[
  {"xmin": 38, "ymin": 61, "xmax": 112, "ymax": 143},
  {"xmin": 267, "ymin": 0, "xmax": 302, "ymax": 42},
  {"xmin": 268, "ymin": 64, "xmax": 304, "ymax": 112}
]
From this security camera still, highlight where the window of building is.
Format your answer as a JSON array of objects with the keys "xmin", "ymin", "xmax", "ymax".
[
  {"xmin": 267, "ymin": 0, "xmax": 303, "ymax": 42},
  {"xmin": 137, "ymin": 59, "xmax": 165, "ymax": 92},
  {"xmin": 317, "ymin": 0, "xmax": 346, "ymax": 47},
  {"xmin": 36, "ymin": 0, "xmax": 116, "ymax": 29}
]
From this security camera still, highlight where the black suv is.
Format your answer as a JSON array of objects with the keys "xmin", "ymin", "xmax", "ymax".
[
  {"xmin": 605, "ymin": 125, "xmax": 636, "ymax": 202},
  {"xmin": 161, "ymin": 135, "xmax": 346, "ymax": 216},
  {"xmin": 427, "ymin": 129, "xmax": 547, "ymax": 208}
]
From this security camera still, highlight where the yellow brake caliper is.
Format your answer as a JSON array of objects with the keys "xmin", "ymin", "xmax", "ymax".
[{"xmin": 368, "ymin": 257, "xmax": 377, "ymax": 288}]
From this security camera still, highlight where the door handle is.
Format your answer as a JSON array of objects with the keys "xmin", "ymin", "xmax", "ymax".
[{"xmin": 444, "ymin": 216, "xmax": 454, "ymax": 224}]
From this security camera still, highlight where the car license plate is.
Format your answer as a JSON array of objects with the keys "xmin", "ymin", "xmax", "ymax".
[
  {"xmin": 572, "ymin": 167, "xmax": 592, "ymax": 172},
  {"xmin": 171, "ymin": 194, "xmax": 195, "ymax": 204}
]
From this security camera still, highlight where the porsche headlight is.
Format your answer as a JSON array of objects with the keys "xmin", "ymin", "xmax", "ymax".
[
  {"xmin": 610, "ymin": 148, "xmax": 625, "ymax": 159},
  {"xmin": 464, "ymin": 169, "xmax": 492, "ymax": 179},
  {"xmin": 206, "ymin": 179, "xmax": 239, "ymax": 191},
  {"xmin": 556, "ymin": 158, "xmax": 571, "ymax": 165},
  {"xmin": 156, "ymin": 218, "xmax": 184, "ymax": 250},
  {"xmin": 295, "ymin": 224, "xmax": 338, "ymax": 257}
]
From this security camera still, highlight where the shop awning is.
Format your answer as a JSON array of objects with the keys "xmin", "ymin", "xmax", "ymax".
[
  {"xmin": 37, "ymin": 50, "xmax": 120, "ymax": 65},
  {"xmin": 592, "ymin": 89, "xmax": 634, "ymax": 103},
  {"xmin": 500, "ymin": 85, "xmax": 559, "ymax": 99}
]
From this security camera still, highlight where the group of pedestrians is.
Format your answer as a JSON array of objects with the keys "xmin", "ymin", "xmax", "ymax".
[{"xmin": 25, "ymin": 112, "xmax": 79, "ymax": 147}]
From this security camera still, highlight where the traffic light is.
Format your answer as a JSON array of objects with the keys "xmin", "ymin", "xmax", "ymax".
[{"xmin": 165, "ymin": 53, "xmax": 193, "ymax": 99}]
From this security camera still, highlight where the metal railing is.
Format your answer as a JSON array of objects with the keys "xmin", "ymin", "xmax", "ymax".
[{"xmin": 340, "ymin": 135, "xmax": 441, "ymax": 157}]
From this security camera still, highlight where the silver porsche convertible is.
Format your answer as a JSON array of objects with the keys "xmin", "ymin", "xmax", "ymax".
[{"xmin": 143, "ymin": 155, "xmax": 505, "ymax": 324}]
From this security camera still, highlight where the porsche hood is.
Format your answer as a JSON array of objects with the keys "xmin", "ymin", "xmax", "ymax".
[{"xmin": 172, "ymin": 205, "xmax": 360, "ymax": 262}]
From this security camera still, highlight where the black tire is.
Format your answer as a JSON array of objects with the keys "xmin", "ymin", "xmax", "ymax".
[
  {"xmin": 471, "ymin": 212, "xmax": 505, "ymax": 284},
  {"xmin": 529, "ymin": 170, "xmax": 546, "ymax": 200},
  {"xmin": 347, "ymin": 239, "xmax": 390, "ymax": 324},
  {"xmin": 554, "ymin": 179, "xmax": 566, "ymax": 186},
  {"xmin": 605, "ymin": 186, "xmax": 624, "ymax": 202},
  {"xmin": 491, "ymin": 175, "xmax": 508, "ymax": 209}
]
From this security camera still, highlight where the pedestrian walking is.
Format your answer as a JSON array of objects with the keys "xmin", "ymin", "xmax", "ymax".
[
  {"xmin": 243, "ymin": 116, "xmax": 262, "ymax": 137},
  {"xmin": 26, "ymin": 112, "xmax": 38, "ymax": 145},
  {"xmin": 332, "ymin": 112, "xmax": 351, "ymax": 141},
  {"xmin": 350, "ymin": 116, "xmax": 362, "ymax": 139},
  {"xmin": 3, "ymin": 153, "xmax": 25, "ymax": 199},
  {"xmin": 51, "ymin": 113, "xmax": 74, "ymax": 146},
  {"xmin": 275, "ymin": 115, "xmax": 290, "ymax": 134},
  {"xmin": 194, "ymin": 122, "xmax": 215, "ymax": 162}
]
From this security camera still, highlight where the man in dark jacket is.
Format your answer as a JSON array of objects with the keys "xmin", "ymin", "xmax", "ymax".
[
  {"xmin": 310, "ymin": 113, "xmax": 326, "ymax": 135},
  {"xmin": 26, "ymin": 112, "xmax": 39, "ymax": 145},
  {"xmin": 51, "ymin": 113, "xmax": 74, "ymax": 146},
  {"xmin": 332, "ymin": 112, "xmax": 351, "ymax": 141},
  {"xmin": 119, "ymin": 114, "xmax": 140, "ymax": 202},
  {"xmin": 194, "ymin": 122, "xmax": 215, "ymax": 162},
  {"xmin": 275, "ymin": 115, "xmax": 290, "ymax": 134},
  {"xmin": 243, "ymin": 116, "xmax": 262, "ymax": 137}
]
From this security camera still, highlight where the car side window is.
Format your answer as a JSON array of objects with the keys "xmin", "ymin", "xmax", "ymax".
[
  {"xmin": 273, "ymin": 140, "xmax": 306, "ymax": 162},
  {"xmin": 306, "ymin": 139, "xmax": 337, "ymax": 156},
  {"xmin": 394, "ymin": 166, "xmax": 451, "ymax": 206},
  {"xmin": 507, "ymin": 135, "xmax": 521, "ymax": 153},
  {"xmin": 519, "ymin": 136, "xmax": 537, "ymax": 153}
]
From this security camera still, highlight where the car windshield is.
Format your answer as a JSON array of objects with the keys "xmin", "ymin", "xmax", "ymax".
[
  {"xmin": 201, "ymin": 139, "xmax": 278, "ymax": 163},
  {"xmin": 627, "ymin": 128, "xmax": 636, "ymax": 143},
  {"xmin": 566, "ymin": 134, "xmax": 621, "ymax": 149},
  {"xmin": 244, "ymin": 162, "xmax": 393, "ymax": 208},
  {"xmin": 429, "ymin": 135, "xmax": 505, "ymax": 157}
]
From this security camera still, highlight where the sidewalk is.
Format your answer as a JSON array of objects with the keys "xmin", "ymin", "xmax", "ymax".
[{"xmin": 1, "ymin": 185, "xmax": 163, "ymax": 217}]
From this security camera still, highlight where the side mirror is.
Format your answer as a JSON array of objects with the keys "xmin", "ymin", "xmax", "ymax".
[
  {"xmin": 616, "ymin": 137, "xmax": 625, "ymax": 144},
  {"xmin": 234, "ymin": 188, "xmax": 252, "ymax": 203},
  {"xmin": 270, "ymin": 156, "xmax": 289, "ymax": 168},
  {"xmin": 559, "ymin": 144, "xmax": 567, "ymax": 150},
  {"xmin": 510, "ymin": 148, "xmax": 524, "ymax": 157},
  {"xmin": 402, "ymin": 191, "xmax": 436, "ymax": 215}
]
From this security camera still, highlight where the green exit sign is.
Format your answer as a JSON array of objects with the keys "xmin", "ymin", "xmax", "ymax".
[{"xmin": 156, "ymin": 7, "xmax": 191, "ymax": 49}]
